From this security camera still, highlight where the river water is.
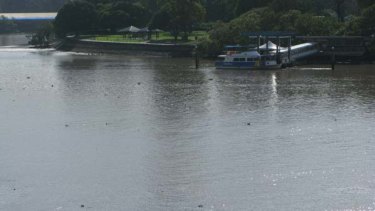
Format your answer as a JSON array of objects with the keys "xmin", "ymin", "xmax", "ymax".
[{"xmin": 1, "ymin": 35, "xmax": 375, "ymax": 211}]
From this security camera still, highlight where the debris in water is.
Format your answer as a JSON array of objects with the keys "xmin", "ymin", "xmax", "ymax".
[
  {"xmin": 81, "ymin": 205, "xmax": 85, "ymax": 208},
  {"xmin": 51, "ymin": 85, "xmax": 54, "ymax": 87},
  {"xmin": 27, "ymin": 76, "xmax": 31, "ymax": 79},
  {"xmin": 137, "ymin": 82, "xmax": 141, "ymax": 85},
  {"xmin": 247, "ymin": 123, "xmax": 251, "ymax": 126},
  {"xmin": 208, "ymin": 78, "xmax": 214, "ymax": 81},
  {"xmin": 13, "ymin": 188, "xmax": 16, "ymax": 191},
  {"xmin": 65, "ymin": 124, "xmax": 69, "ymax": 127},
  {"xmin": 198, "ymin": 205, "xmax": 203, "ymax": 208}
]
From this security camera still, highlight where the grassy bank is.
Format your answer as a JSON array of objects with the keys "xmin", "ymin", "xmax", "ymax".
[{"xmin": 87, "ymin": 31, "xmax": 208, "ymax": 45}]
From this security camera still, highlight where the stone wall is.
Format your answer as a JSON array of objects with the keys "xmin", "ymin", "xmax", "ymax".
[{"xmin": 56, "ymin": 38, "xmax": 196, "ymax": 57}]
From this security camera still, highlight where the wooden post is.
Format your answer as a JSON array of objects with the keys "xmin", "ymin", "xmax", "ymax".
[
  {"xmin": 331, "ymin": 46, "xmax": 336, "ymax": 70},
  {"xmin": 277, "ymin": 36, "xmax": 280, "ymax": 64},
  {"xmin": 287, "ymin": 36, "xmax": 292, "ymax": 66},
  {"xmin": 195, "ymin": 45, "xmax": 199, "ymax": 69},
  {"xmin": 257, "ymin": 36, "xmax": 260, "ymax": 52}
]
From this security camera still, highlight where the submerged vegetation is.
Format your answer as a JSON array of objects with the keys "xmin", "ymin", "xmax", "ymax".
[{"xmin": 51, "ymin": 0, "xmax": 375, "ymax": 56}]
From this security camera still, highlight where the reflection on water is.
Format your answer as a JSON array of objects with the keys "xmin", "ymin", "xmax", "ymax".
[
  {"xmin": 0, "ymin": 34, "xmax": 29, "ymax": 46},
  {"xmin": 0, "ymin": 47, "xmax": 375, "ymax": 211}
]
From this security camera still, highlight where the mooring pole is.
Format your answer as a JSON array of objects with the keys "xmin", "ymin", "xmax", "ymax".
[
  {"xmin": 277, "ymin": 36, "xmax": 280, "ymax": 64},
  {"xmin": 194, "ymin": 36, "xmax": 199, "ymax": 69},
  {"xmin": 257, "ymin": 36, "xmax": 260, "ymax": 52},
  {"xmin": 288, "ymin": 36, "xmax": 291, "ymax": 64},
  {"xmin": 195, "ymin": 45, "xmax": 199, "ymax": 69},
  {"xmin": 331, "ymin": 46, "xmax": 336, "ymax": 70}
]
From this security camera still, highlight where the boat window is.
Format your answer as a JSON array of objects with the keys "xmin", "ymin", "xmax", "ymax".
[
  {"xmin": 239, "ymin": 58, "xmax": 246, "ymax": 62},
  {"xmin": 233, "ymin": 58, "xmax": 240, "ymax": 62}
]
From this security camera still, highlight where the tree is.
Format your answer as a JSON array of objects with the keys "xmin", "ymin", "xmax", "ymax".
[
  {"xmin": 334, "ymin": 0, "xmax": 346, "ymax": 22},
  {"xmin": 359, "ymin": 3, "xmax": 375, "ymax": 35},
  {"xmin": 97, "ymin": 1, "xmax": 149, "ymax": 32},
  {"xmin": 234, "ymin": 0, "xmax": 272, "ymax": 16},
  {"xmin": 54, "ymin": 0, "xmax": 98, "ymax": 37},
  {"xmin": 151, "ymin": 0, "xmax": 206, "ymax": 41},
  {"xmin": 295, "ymin": 13, "xmax": 340, "ymax": 35},
  {"xmin": 357, "ymin": 0, "xmax": 375, "ymax": 9},
  {"xmin": 270, "ymin": 0, "xmax": 299, "ymax": 11}
]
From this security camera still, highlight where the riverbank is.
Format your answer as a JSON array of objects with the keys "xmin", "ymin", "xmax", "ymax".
[{"xmin": 55, "ymin": 38, "xmax": 196, "ymax": 57}]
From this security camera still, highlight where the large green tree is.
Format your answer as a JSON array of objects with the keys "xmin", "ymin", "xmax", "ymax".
[
  {"xmin": 359, "ymin": 3, "xmax": 375, "ymax": 35},
  {"xmin": 357, "ymin": 0, "xmax": 375, "ymax": 8},
  {"xmin": 234, "ymin": 0, "xmax": 272, "ymax": 16},
  {"xmin": 54, "ymin": 0, "xmax": 98, "ymax": 37},
  {"xmin": 97, "ymin": 1, "xmax": 149, "ymax": 31},
  {"xmin": 151, "ymin": 0, "xmax": 206, "ymax": 40}
]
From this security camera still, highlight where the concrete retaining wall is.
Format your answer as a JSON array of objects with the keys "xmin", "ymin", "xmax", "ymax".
[{"xmin": 56, "ymin": 38, "xmax": 195, "ymax": 57}]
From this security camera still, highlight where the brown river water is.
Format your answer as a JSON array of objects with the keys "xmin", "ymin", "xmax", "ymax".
[{"xmin": 0, "ymin": 35, "xmax": 375, "ymax": 210}]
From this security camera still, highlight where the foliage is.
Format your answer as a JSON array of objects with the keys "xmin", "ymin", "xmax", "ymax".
[
  {"xmin": 97, "ymin": 2, "xmax": 149, "ymax": 32},
  {"xmin": 151, "ymin": 0, "xmax": 206, "ymax": 41},
  {"xmin": 234, "ymin": 0, "xmax": 272, "ymax": 16},
  {"xmin": 294, "ymin": 14, "xmax": 341, "ymax": 35},
  {"xmin": 28, "ymin": 23, "xmax": 54, "ymax": 46},
  {"xmin": 357, "ymin": 0, "xmax": 375, "ymax": 8},
  {"xmin": 54, "ymin": 0, "xmax": 98, "ymax": 37},
  {"xmin": 359, "ymin": 3, "xmax": 375, "ymax": 35}
]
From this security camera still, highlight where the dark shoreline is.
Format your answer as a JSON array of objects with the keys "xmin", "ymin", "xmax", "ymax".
[{"xmin": 55, "ymin": 38, "xmax": 196, "ymax": 57}]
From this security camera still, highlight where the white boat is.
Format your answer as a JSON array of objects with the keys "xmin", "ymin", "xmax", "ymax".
[
  {"xmin": 215, "ymin": 44, "xmax": 281, "ymax": 70},
  {"xmin": 215, "ymin": 41, "xmax": 318, "ymax": 70}
]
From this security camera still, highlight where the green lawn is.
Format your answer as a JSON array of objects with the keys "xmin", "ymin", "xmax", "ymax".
[{"xmin": 88, "ymin": 31, "xmax": 208, "ymax": 44}]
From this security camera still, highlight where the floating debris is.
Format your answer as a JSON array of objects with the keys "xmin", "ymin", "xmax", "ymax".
[
  {"xmin": 51, "ymin": 85, "xmax": 54, "ymax": 87},
  {"xmin": 65, "ymin": 124, "xmax": 69, "ymax": 127},
  {"xmin": 247, "ymin": 123, "xmax": 251, "ymax": 126},
  {"xmin": 26, "ymin": 76, "xmax": 31, "ymax": 79},
  {"xmin": 198, "ymin": 205, "xmax": 203, "ymax": 208},
  {"xmin": 80, "ymin": 205, "xmax": 85, "ymax": 208},
  {"xmin": 137, "ymin": 82, "xmax": 141, "ymax": 85},
  {"xmin": 208, "ymin": 78, "xmax": 214, "ymax": 81}
]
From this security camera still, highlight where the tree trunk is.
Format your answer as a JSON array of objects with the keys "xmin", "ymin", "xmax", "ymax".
[{"xmin": 336, "ymin": 0, "xmax": 345, "ymax": 22}]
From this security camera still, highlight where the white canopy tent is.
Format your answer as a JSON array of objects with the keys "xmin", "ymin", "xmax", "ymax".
[
  {"xmin": 118, "ymin": 26, "xmax": 140, "ymax": 33},
  {"xmin": 259, "ymin": 41, "xmax": 284, "ymax": 51}
]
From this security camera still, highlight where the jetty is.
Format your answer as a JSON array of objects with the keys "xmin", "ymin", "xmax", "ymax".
[{"xmin": 244, "ymin": 32, "xmax": 371, "ymax": 64}]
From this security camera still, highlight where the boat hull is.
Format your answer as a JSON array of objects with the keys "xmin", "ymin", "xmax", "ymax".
[{"xmin": 215, "ymin": 61, "xmax": 281, "ymax": 70}]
